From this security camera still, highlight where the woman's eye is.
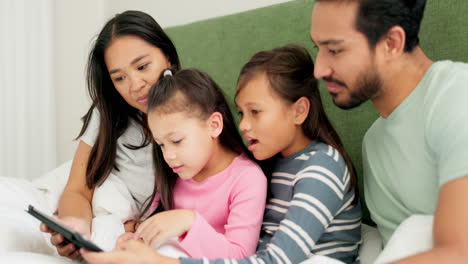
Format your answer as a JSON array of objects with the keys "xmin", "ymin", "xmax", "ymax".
[
  {"xmin": 138, "ymin": 63, "xmax": 149, "ymax": 71},
  {"xmin": 251, "ymin": 109, "xmax": 260, "ymax": 115},
  {"xmin": 115, "ymin": 76, "xmax": 126, "ymax": 82}
]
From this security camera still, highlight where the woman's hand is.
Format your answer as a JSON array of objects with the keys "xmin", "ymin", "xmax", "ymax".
[
  {"xmin": 81, "ymin": 239, "xmax": 181, "ymax": 264},
  {"xmin": 39, "ymin": 216, "xmax": 91, "ymax": 260},
  {"xmin": 135, "ymin": 209, "xmax": 195, "ymax": 248}
]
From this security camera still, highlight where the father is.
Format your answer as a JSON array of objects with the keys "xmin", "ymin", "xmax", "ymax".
[{"xmin": 311, "ymin": 0, "xmax": 468, "ymax": 263}]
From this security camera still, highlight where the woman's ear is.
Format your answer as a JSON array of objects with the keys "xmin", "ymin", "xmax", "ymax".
[
  {"xmin": 293, "ymin": 97, "xmax": 310, "ymax": 125},
  {"xmin": 207, "ymin": 112, "xmax": 223, "ymax": 138}
]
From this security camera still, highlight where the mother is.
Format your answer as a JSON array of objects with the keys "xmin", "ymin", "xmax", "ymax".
[{"xmin": 40, "ymin": 10, "xmax": 180, "ymax": 259}]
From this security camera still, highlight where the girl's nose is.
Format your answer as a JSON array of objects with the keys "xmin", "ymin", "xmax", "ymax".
[
  {"xmin": 164, "ymin": 148, "xmax": 176, "ymax": 160},
  {"xmin": 239, "ymin": 116, "xmax": 251, "ymax": 132}
]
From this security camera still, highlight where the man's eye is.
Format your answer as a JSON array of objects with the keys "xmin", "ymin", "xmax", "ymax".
[{"xmin": 329, "ymin": 49, "xmax": 342, "ymax": 55}]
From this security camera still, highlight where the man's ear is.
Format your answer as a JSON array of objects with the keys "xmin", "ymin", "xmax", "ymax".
[
  {"xmin": 293, "ymin": 96, "xmax": 310, "ymax": 125},
  {"xmin": 381, "ymin": 25, "xmax": 406, "ymax": 59},
  {"xmin": 207, "ymin": 112, "xmax": 223, "ymax": 138}
]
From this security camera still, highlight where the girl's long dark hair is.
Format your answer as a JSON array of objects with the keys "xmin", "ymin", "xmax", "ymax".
[
  {"xmin": 140, "ymin": 68, "xmax": 253, "ymax": 216},
  {"xmin": 76, "ymin": 10, "xmax": 181, "ymax": 189},
  {"xmin": 237, "ymin": 44, "xmax": 357, "ymax": 195}
]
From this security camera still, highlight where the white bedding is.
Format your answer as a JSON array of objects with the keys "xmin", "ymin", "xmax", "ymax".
[{"xmin": 0, "ymin": 161, "xmax": 139, "ymax": 258}]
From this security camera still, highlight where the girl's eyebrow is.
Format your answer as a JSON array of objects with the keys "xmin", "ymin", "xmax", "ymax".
[
  {"xmin": 243, "ymin": 102, "xmax": 260, "ymax": 107},
  {"xmin": 109, "ymin": 54, "xmax": 149, "ymax": 75}
]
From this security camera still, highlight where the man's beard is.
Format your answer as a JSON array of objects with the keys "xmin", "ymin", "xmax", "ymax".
[{"xmin": 326, "ymin": 67, "xmax": 382, "ymax": 110}]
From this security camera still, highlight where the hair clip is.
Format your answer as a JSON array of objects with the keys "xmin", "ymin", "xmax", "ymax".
[{"xmin": 163, "ymin": 69, "xmax": 173, "ymax": 77}]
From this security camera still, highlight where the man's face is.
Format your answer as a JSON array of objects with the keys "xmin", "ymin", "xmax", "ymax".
[{"xmin": 310, "ymin": 1, "xmax": 383, "ymax": 109}]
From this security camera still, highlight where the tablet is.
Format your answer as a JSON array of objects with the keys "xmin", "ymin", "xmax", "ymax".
[{"xmin": 27, "ymin": 205, "xmax": 103, "ymax": 252}]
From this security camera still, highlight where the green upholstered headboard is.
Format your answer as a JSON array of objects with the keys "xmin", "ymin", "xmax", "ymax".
[{"xmin": 165, "ymin": 0, "xmax": 468, "ymax": 224}]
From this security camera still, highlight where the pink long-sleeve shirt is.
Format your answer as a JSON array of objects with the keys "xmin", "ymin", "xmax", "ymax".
[{"xmin": 152, "ymin": 154, "xmax": 267, "ymax": 259}]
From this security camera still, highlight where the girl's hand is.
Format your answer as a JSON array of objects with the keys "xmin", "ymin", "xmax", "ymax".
[
  {"xmin": 124, "ymin": 219, "xmax": 141, "ymax": 233},
  {"xmin": 39, "ymin": 216, "xmax": 91, "ymax": 260},
  {"xmin": 135, "ymin": 209, "xmax": 195, "ymax": 248},
  {"xmin": 81, "ymin": 239, "xmax": 181, "ymax": 264},
  {"xmin": 116, "ymin": 232, "xmax": 137, "ymax": 245}
]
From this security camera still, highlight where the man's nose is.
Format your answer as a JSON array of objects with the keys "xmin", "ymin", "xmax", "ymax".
[{"xmin": 313, "ymin": 52, "xmax": 332, "ymax": 80}]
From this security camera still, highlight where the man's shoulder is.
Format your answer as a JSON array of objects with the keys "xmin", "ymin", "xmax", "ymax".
[
  {"xmin": 430, "ymin": 60, "xmax": 468, "ymax": 83},
  {"xmin": 423, "ymin": 60, "xmax": 468, "ymax": 109}
]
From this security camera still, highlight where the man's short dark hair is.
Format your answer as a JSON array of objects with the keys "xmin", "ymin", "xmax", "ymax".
[{"xmin": 317, "ymin": 0, "xmax": 427, "ymax": 52}]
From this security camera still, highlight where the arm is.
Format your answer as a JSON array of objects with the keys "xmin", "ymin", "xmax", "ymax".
[
  {"xmin": 395, "ymin": 70, "xmax": 468, "ymax": 263},
  {"xmin": 178, "ymin": 167, "xmax": 267, "ymax": 259},
  {"xmin": 391, "ymin": 175, "xmax": 468, "ymax": 264},
  {"xmin": 40, "ymin": 140, "xmax": 95, "ymax": 259},
  {"xmin": 134, "ymin": 164, "xmax": 267, "ymax": 259},
  {"xmin": 58, "ymin": 140, "xmax": 94, "ymax": 227}
]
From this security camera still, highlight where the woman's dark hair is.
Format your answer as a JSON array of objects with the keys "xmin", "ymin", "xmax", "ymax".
[
  {"xmin": 317, "ymin": 0, "xmax": 427, "ymax": 52},
  {"xmin": 237, "ymin": 44, "xmax": 357, "ymax": 194},
  {"xmin": 141, "ymin": 68, "xmax": 252, "ymax": 216},
  {"xmin": 77, "ymin": 10, "xmax": 181, "ymax": 189}
]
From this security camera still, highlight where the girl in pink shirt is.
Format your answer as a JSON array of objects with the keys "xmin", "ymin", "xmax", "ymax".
[{"xmin": 133, "ymin": 68, "xmax": 267, "ymax": 259}]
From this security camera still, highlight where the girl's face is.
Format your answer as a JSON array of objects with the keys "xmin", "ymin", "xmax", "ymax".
[
  {"xmin": 148, "ymin": 110, "xmax": 220, "ymax": 182},
  {"xmin": 236, "ymin": 73, "xmax": 300, "ymax": 160},
  {"xmin": 104, "ymin": 35, "xmax": 171, "ymax": 113}
]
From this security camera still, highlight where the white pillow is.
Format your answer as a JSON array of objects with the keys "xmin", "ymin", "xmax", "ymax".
[
  {"xmin": 375, "ymin": 215, "xmax": 433, "ymax": 264},
  {"xmin": 359, "ymin": 223, "xmax": 382, "ymax": 264}
]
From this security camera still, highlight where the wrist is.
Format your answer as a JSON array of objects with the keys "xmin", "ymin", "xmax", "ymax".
[{"xmin": 184, "ymin": 209, "xmax": 196, "ymax": 232}]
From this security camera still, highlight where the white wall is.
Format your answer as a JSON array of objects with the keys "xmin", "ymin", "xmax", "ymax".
[
  {"xmin": 104, "ymin": 0, "xmax": 294, "ymax": 28},
  {"xmin": 54, "ymin": 0, "xmax": 107, "ymax": 164},
  {"xmin": 54, "ymin": 0, "xmax": 293, "ymax": 164}
]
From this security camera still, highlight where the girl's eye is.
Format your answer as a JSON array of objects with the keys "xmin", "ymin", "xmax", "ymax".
[
  {"xmin": 138, "ymin": 63, "xmax": 149, "ymax": 71},
  {"xmin": 251, "ymin": 109, "xmax": 260, "ymax": 115},
  {"xmin": 173, "ymin": 139, "xmax": 183, "ymax": 144}
]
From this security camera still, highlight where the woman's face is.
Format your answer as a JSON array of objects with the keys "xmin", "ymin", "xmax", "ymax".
[{"xmin": 104, "ymin": 35, "xmax": 171, "ymax": 113}]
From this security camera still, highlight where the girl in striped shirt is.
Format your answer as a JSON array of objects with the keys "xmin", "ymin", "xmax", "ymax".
[{"xmin": 82, "ymin": 44, "xmax": 361, "ymax": 264}]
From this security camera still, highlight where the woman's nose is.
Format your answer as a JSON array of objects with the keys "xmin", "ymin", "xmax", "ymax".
[{"xmin": 129, "ymin": 73, "xmax": 145, "ymax": 93}]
